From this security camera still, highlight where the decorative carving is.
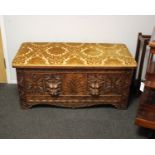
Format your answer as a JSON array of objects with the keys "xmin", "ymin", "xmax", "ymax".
[
  {"xmin": 63, "ymin": 73, "xmax": 87, "ymax": 95},
  {"xmin": 101, "ymin": 72, "xmax": 131, "ymax": 94},
  {"xmin": 26, "ymin": 74, "xmax": 44, "ymax": 94},
  {"xmin": 89, "ymin": 83, "xmax": 100, "ymax": 96},
  {"xmin": 102, "ymin": 75, "xmax": 121, "ymax": 94},
  {"xmin": 88, "ymin": 74, "xmax": 103, "ymax": 96},
  {"xmin": 16, "ymin": 69, "xmax": 133, "ymax": 109},
  {"xmin": 88, "ymin": 73, "xmax": 131, "ymax": 96},
  {"xmin": 45, "ymin": 75, "xmax": 61, "ymax": 96},
  {"xmin": 87, "ymin": 71, "xmax": 132, "ymax": 109}
]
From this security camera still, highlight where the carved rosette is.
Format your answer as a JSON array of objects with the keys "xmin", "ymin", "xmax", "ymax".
[
  {"xmin": 26, "ymin": 74, "xmax": 44, "ymax": 94},
  {"xmin": 101, "ymin": 74, "xmax": 129, "ymax": 94},
  {"xmin": 45, "ymin": 74, "xmax": 62, "ymax": 97}
]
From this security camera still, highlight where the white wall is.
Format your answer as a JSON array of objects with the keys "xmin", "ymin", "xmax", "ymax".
[{"xmin": 3, "ymin": 15, "xmax": 155, "ymax": 83}]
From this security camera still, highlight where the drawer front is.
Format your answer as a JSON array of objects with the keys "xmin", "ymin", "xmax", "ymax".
[{"xmin": 17, "ymin": 68, "xmax": 132, "ymax": 107}]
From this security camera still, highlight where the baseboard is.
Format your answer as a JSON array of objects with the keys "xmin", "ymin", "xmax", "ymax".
[{"xmin": 9, "ymin": 80, "xmax": 17, "ymax": 84}]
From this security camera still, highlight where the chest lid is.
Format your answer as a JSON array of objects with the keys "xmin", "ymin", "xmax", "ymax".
[{"xmin": 12, "ymin": 42, "xmax": 137, "ymax": 68}]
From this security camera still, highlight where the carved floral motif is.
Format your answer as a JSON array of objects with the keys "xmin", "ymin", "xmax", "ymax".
[{"xmin": 26, "ymin": 74, "xmax": 44, "ymax": 93}]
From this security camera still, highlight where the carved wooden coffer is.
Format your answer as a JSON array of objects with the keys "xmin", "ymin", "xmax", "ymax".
[{"xmin": 12, "ymin": 42, "xmax": 137, "ymax": 109}]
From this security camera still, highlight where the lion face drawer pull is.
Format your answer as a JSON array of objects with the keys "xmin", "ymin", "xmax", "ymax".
[
  {"xmin": 89, "ymin": 82, "xmax": 100, "ymax": 96},
  {"xmin": 45, "ymin": 75, "xmax": 61, "ymax": 97},
  {"xmin": 88, "ymin": 75, "xmax": 103, "ymax": 97}
]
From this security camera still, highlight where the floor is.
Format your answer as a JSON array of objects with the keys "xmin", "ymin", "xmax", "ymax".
[{"xmin": 0, "ymin": 84, "xmax": 151, "ymax": 139}]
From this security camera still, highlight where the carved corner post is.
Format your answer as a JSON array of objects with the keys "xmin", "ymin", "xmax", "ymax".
[
  {"xmin": 16, "ymin": 69, "xmax": 32, "ymax": 109},
  {"xmin": 116, "ymin": 70, "xmax": 133, "ymax": 110},
  {"xmin": 115, "ymin": 96, "xmax": 128, "ymax": 110}
]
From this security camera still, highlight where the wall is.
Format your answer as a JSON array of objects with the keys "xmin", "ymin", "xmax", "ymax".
[{"xmin": 3, "ymin": 15, "xmax": 155, "ymax": 83}]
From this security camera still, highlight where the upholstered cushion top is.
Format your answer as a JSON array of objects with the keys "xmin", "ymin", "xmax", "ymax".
[{"xmin": 12, "ymin": 42, "xmax": 136, "ymax": 68}]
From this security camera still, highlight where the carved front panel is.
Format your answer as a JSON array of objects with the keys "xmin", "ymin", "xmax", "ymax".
[
  {"xmin": 87, "ymin": 71, "xmax": 131, "ymax": 96},
  {"xmin": 17, "ymin": 68, "xmax": 133, "ymax": 109},
  {"xmin": 25, "ymin": 73, "xmax": 62, "ymax": 96}
]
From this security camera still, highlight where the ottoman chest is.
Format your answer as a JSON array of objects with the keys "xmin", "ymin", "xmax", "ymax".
[{"xmin": 12, "ymin": 42, "xmax": 136, "ymax": 109}]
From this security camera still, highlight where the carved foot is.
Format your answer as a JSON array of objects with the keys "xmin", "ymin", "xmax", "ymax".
[
  {"xmin": 20, "ymin": 102, "xmax": 32, "ymax": 110},
  {"xmin": 114, "ymin": 103, "xmax": 128, "ymax": 110}
]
